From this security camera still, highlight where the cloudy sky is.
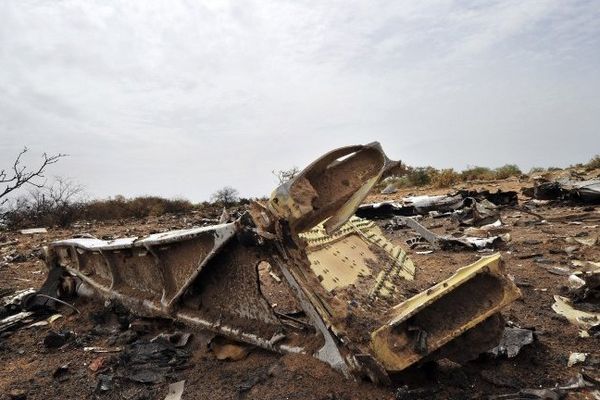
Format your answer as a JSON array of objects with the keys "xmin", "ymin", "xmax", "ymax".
[{"xmin": 1, "ymin": 0, "xmax": 599, "ymax": 201}]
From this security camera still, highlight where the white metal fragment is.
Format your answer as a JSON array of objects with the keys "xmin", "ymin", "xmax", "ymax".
[{"xmin": 164, "ymin": 380, "xmax": 185, "ymax": 400}]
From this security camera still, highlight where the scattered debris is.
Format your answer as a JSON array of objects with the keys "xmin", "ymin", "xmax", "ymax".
[
  {"xmin": 488, "ymin": 327, "xmax": 535, "ymax": 358},
  {"xmin": 380, "ymin": 184, "xmax": 398, "ymax": 195},
  {"xmin": 164, "ymin": 380, "xmax": 185, "ymax": 400},
  {"xmin": 526, "ymin": 178, "xmax": 600, "ymax": 203},
  {"xmin": 559, "ymin": 373, "xmax": 596, "ymax": 390},
  {"xmin": 486, "ymin": 388, "xmax": 565, "ymax": 400},
  {"xmin": 567, "ymin": 352, "xmax": 588, "ymax": 367},
  {"xmin": 552, "ymin": 296, "xmax": 599, "ymax": 333},
  {"xmin": 95, "ymin": 374, "xmax": 113, "ymax": 392},
  {"xmin": 43, "ymin": 330, "xmax": 74, "ymax": 348},
  {"xmin": 118, "ymin": 339, "xmax": 190, "ymax": 384},
  {"xmin": 0, "ymin": 240, "xmax": 18, "ymax": 248},
  {"xmin": 210, "ymin": 336, "xmax": 253, "ymax": 361},
  {"xmin": 151, "ymin": 331, "xmax": 192, "ymax": 348},
  {"xmin": 89, "ymin": 356, "xmax": 109, "ymax": 372},
  {"xmin": 52, "ymin": 363, "xmax": 70, "ymax": 382},
  {"xmin": 19, "ymin": 227, "xmax": 48, "ymax": 234},
  {"xmin": 566, "ymin": 236, "xmax": 599, "ymax": 247},
  {"xmin": 357, "ymin": 190, "xmax": 517, "ymax": 220},
  {"xmin": 395, "ymin": 216, "xmax": 509, "ymax": 251},
  {"xmin": 83, "ymin": 346, "xmax": 123, "ymax": 353}
]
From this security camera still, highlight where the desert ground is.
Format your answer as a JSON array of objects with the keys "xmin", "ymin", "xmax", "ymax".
[{"xmin": 1, "ymin": 175, "xmax": 599, "ymax": 400}]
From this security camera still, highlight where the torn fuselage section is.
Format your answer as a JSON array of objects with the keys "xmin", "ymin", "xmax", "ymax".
[{"xmin": 41, "ymin": 142, "xmax": 520, "ymax": 384}]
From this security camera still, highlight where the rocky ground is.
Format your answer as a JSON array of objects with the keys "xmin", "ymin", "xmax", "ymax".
[{"xmin": 0, "ymin": 176, "xmax": 599, "ymax": 399}]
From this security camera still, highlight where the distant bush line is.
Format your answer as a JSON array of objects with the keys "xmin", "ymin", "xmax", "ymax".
[{"xmin": 1, "ymin": 194, "xmax": 253, "ymax": 230}]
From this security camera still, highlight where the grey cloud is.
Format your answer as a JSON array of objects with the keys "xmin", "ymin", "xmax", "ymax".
[{"xmin": 0, "ymin": 0, "xmax": 599, "ymax": 201}]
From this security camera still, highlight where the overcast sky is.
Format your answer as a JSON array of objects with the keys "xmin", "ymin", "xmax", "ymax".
[{"xmin": 1, "ymin": 0, "xmax": 599, "ymax": 201}]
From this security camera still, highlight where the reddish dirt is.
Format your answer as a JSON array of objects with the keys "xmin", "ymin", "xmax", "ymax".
[{"xmin": 1, "ymin": 176, "xmax": 599, "ymax": 399}]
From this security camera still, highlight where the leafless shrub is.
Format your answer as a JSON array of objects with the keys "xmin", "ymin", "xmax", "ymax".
[
  {"xmin": 432, "ymin": 169, "xmax": 461, "ymax": 188},
  {"xmin": 83, "ymin": 196, "xmax": 194, "ymax": 221},
  {"xmin": 586, "ymin": 155, "xmax": 600, "ymax": 170},
  {"xmin": 4, "ymin": 177, "xmax": 84, "ymax": 228},
  {"xmin": 0, "ymin": 147, "xmax": 66, "ymax": 207},
  {"xmin": 273, "ymin": 167, "xmax": 300, "ymax": 185},
  {"xmin": 210, "ymin": 186, "xmax": 239, "ymax": 207}
]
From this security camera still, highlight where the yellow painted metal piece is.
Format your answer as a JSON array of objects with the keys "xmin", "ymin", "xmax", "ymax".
[
  {"xmin": 300, "ymin": 216, "xmax": 415, "ymax": 294},
  {"xmin": 370, "ymin": 253, "xmax": 521, "ymax": 372}
]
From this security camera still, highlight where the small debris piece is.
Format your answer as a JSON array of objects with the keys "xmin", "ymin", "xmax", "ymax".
[
  {"xmin": 43, "ymin": 330, "xmax": 73, "ymax": 348},
  {"xmin": 486, "ymin": 388, "xmax": 565, "ymax": 400},
  {"xmin": 52, "ymin": 364, "xmax": 70, "ymax": 382},
  {"xmin": 19, "ymin": 228, "xmax": 47, "ymax": 234},
  {"xmin": 395, "ymin": 385, "xmax": 440, "ymax": 399},
  {"xmin": 119, "ymin": 339, "xmax": 190, "ymax": 384},
  {"xmin": 552, "ymin": 295, "xmax": 600, "ymax": 331},
  {"xmin": 269, "ymin": 271, "xmax": 281, "ymax": 283},
  {"xmin": 567, "ymin": 236, "xmax": 598, "ymax": 247},
  {"xmin": 25, "ymin": 321, "xmax": 48, "ymax": 328},
  {"xmin": 559, "ymin": 373, "xmax": 595, "ymax": 390},
  {"xmin": 151, "ymin": 331, "xmax": 192, "ymax": 348},
  {"xmin": 164, "ymin": 380, "xmax": 185, "ymax": 400},
  {"xmin": 571, "ymin": 260, "xmax": 600, "ymax": 272},
  {"xmin": 210, "ymin": 336, "xmax": 253, "ymax": 361},
  {"xmin": 47, "ymin": 314, "xmax": 63, "ymax": 324},
  {"xmin": 96, "ymin": 374, "xmax": 113, "ymax": 392},
  {"xmin": 567, "ymin": 352, "xmax": 588, "ymax": 367},
  {"xmin": 568, "ymin": 274, "xmax": 587, "ymax": 290},
  {"xmin": 380, "ymin": 184, "xmax": 398, "ymax": 195},
  {"xmin": 8, "ymin": 389, "xmax": 27, "ymax": 400},
  {"xmin": 0, "ymin": 240, "xmax": 18, "ymax": 248},
  {"xmin": 0, "ymin": 311, "xmax": 34, "ymax": 333},
  {"xmin": 218, "ymin": 207, "xmax": 231, "ymax": 224},
  {"xmin": 89, "ymin": 356, "xmax": 108, "ymax": 372},
  {"xmin": 489, "ymin": 327, "xmax": 534, "ymax": 358},
  {"xmin": 83, "ymin": 346, "xmax": 123, "ymax": 353}
]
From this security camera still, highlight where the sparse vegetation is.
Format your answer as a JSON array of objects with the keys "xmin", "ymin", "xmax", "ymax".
[
  {"xmin": 210, "ymin": 186, "xmax": 240, "ymax": 207},
  {"xmin": 529, "ymin": 167, "xmax": 545, "ymax": 174},
  {"xmin": 493, "ymin": 164, "xmax": 522, "ymax": 180},
  {"xmin": 273, "ymin": 167, "xmax": 300, "ymax": 184},
  {"xmin": 377, "ymin": 162, "xmax": 528, "ymax": 191},
  {"xmin": 585, "ymin": 154, "xmax": 600, "ymax": 170},
  {"xmin": 432, "ymin": 169, "xmax": 461, "ymax": 188},
  {"xmin": 0, "ymin": 147, "xmax": 66, "ymax": 208},
  {"xmin": 461, "ymin": 166, "xmax": 495, "ymax": 181}
]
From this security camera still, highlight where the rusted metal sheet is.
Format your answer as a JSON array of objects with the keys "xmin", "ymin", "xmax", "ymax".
[{"xmin": 40, "ymin": 142, "xmax": 520, "ymax": 384}]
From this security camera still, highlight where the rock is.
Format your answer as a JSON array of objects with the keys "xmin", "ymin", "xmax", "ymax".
[{"xmin": 43, "ymin": 330, "xmax": 73, "ymax": 348}]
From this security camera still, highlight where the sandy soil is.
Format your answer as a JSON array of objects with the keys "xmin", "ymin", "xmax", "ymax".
[{"xmin": 1, "ymin": 177, "xmax": 599, "ymax": 399}]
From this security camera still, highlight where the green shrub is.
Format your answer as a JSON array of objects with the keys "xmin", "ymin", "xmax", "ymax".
[
  {"xmin": 461, "ymin": 166, "xmax": 495, "ymax": 181},
  {"xmin": 432, "ymin": 169, "xmax": 460, "ymax": 188},
  {"xmin": 406, "ymin": 167, "xmax": 434, "ymax": 186},
  {"xmin": 586, "ymin": 155, "xmax": 600, "ymax": 170},
  {"xmin": 494, "ymin": 164, "xmax": 522, "ymax": 179},
  {"xmin": 528, "ymin": 167, "xmax": 545, "ymax": 174}
]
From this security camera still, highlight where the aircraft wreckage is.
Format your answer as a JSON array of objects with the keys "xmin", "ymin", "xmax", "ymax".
[{"xmin": 37, "ymin": 142, "xmax": 520, "ymax": 384}]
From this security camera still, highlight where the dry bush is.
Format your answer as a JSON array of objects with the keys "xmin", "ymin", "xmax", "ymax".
[
  {"xmin": 461, "ymin": 166, "xmax": 495, "ymax": 181},
  {"xmin": 432, "ymin": 169, "xmax": 460, "ymax": 188},
  {"xmin": 210, "ymin": 186, "xmax": 239, "ymax": 207},
  {"xmin": 528, "ymin": 167, "xmax": 545, "ymax": 174},
  {"xmin": 494, "ymin": 164, "xmax": 522, "ymax": 179},
  {"xmin": 273, "ymin": 167, "xmax": 300, "ymax": 184},
  {"xmin": 406, "ymin": 167, "xmax": 437, "ymax": 186},
  {"xmin": 83, "ymin": 196, "xmax": 193, "ymax": 221},
  {"xmin": 3, "ymin": 177, "xmax": 84, "ymax": 228},
  {"xmin": 586, "ymin": 155, "xmax": 600, "ymax": 170}
]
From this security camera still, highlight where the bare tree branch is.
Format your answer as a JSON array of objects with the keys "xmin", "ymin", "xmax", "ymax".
[{"xmin": 0, "ymin": 147, "xmax": 66, "ymax": 203}]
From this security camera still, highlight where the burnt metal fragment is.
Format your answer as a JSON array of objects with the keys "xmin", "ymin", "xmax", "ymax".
[{"xmin": 38, "ymin": 142, "xmax": 520, "ymax": 383}]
